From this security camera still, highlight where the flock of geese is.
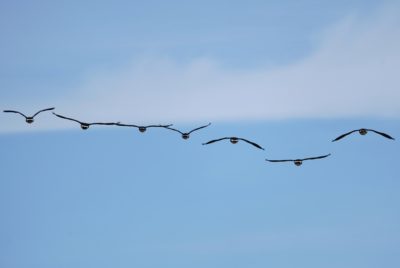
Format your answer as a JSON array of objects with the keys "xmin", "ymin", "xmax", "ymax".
[{"xmin": 4, "ymin": 107, "xmax": 396, "ymax": 166}]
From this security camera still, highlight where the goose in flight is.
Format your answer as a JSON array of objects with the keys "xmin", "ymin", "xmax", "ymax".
[
  {"xmin": 166, "ymin": 123, "xmax": 211, "ymax": 139},
  {"xmin": 116, "ymin": 123, "xmax": 172, "ymax": 133},
  {"xmin": 266, "ymin": 154, "xmax": 331, "ymax": 166},
  {"xmin": 53, "ymin": 112, "xmax": 119, "ymax": 130},
  {"xmin": 202, "ymin": 137, "xmax": 265, "ymax": 150},
  {"xmin": 332, "ymin": 128, "xmax": 395, "ymax": 142},
  {"xmin": 3, "ymin": 107, "xmax": 55, "ymax": 123}
]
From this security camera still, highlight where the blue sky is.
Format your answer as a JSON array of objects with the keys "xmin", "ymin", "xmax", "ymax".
[{"xmin": 1, "ymin": 1, "xmax": 399, "ymax": 267}]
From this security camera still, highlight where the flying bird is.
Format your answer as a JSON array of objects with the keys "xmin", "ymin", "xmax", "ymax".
[
  {"xmin": 3, "ymin": 107, "xmax": 55, "ymax": 123},
  {"xmin": 332, "ymin": 128, "xmax": 395, "ymax": 142},
  {"xmin": 166, "ymin": 123, "xmax": 211, "ymax": 139},
  {"xmin": 202, "ymin": 137, "xmax": 265, "ymax": 150},
  {"xmin": 53, "ymin": 112, "xmax": 119, "ymax": 130},
  {"xmin": 116, "ymin": 123, "xmax": 172, "ymax": 133},
  {"xmin": 266, "ymin": 154, "xmax": 331, "ymax": 166}
]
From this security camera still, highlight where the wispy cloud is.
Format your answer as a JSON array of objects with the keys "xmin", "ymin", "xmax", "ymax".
[{"xmin": 2, "ymin": 4, "xmax": 399, "ymax": 132}]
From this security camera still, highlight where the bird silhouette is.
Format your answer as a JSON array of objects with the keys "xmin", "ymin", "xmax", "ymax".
[
  {"xmin": 116, "ymin": 123, "xmax": 172, "ymax": 133},
  {"xmin": 166, "ymin": 123, "xmax": 211, "ymax": 139},
  {"xmin": 266, "ymin": 154, "xmax": 331, "ymax": 166},
  {"xmin": 3, "ymin": 107, "xmax": 55, "ymax": 123},
  {"xmin": 202, "ymin": 137, "xmax": 265, "ymax": 150},
  {"xmin": 332, "ymin": 128, "xmax": 395, "ymax": 142},
  {"xmin": 53, "ymin": 112, "xmax": 119, "ymax": 130}
]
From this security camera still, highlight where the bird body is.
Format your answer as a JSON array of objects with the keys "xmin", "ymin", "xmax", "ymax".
[
  {"xmin": 202, "ymin": 137, "xmax": 265, "ymax": 150},
  {"xmin": 332, "ymin": 128, "xmax": 394, "ymax": 142},
  {"xmin": 3, "ymin": 107, "xmax": 55, "ymax": 123},
  {"xmin": 266, "ymin": 154, "xmax": 331, "ymax": 166},
  {"xmin": 166, "ymin": 123, "xmax": 211, "ymax": 139},
  {"xmin": 26, "ymin": 117, "xmax": 34, "ymax": 124},
  {"xmin": 230, "ymin": 137, "xmax": 239, "ymax": 144},
  {"xmin": 116, "ymin": 123, "xmax": 172, "ymax": 133},
  {"xmin": 53, "ymin": 112, "xmax": 119, "ymax": 130}
]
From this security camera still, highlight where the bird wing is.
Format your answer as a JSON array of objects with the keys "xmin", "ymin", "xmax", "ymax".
[
  {"xmin": 188, "ymin": 122, "xmax": 211, "ymax": 134},
  {"xmin": 90, "ymin": 122, "xmax": 119, "ymax": 126},
  {"xmin": 116, "ymin": 123, "xmax": 139, "ymax": 127},
  {"xmin": 32, "ymin": 107, "xmax": 55, "ymax": 117},
  {"xmin": 302, "ymin": 154, "xmax": 331, "ymax": 161},
  {"xmin": 145, "ymin": 124, "xmax": 173, "ymax": 128},
  {"xmin": 332, "ymin": 130, "xmax": 358, "ymax": 142},
  {"xmin": 202, "ymin": 137, "xmax": 230, "ymax": 145},
  {"xmin": 265, "ymin": 159, "xmax": 294, "ymax": 162},
  {"xmin": 165, "ymin": 127, "xmax": 183, "ymax": 134},
  {"xmin": 52, "ymin": 112, "xmax": 82, "ymax": 124},
  {"xmin": 239, "ymin": 138, "xmax": 265, "ymax": 150},
  {"xmin": 3, "ymin": 110, "xmax": 27, "ymax": 118},
  {"xmin": 367, "ymin": 129, "xmax": 395, "ymax": 140}
]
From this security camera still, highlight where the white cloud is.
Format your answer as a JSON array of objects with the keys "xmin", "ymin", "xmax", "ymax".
[{"xmin": 2, "ymin": 4, "xmax": 400, "ymax": 132}]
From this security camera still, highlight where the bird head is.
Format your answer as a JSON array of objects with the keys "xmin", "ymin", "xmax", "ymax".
[
  {"xmin": 294, "ymin": 160, "xmax": 303, "ymax": 166},
  {"xmin": 81, "ymin": 124, "xmax": 90, "ymax": 130},
  {"xmin": 26, "ymin": 117, "xmax": 34, "ymax": 124},
  {"xmin": 359, "ymin": 129, "xmax": 367, "ymax": 135},
  {"xmin": 230, "ymin": 137, "xmax": 239, "ymax": 144}
]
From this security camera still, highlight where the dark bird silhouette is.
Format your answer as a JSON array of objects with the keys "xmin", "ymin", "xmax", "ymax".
[
  {"xmin": 166, "ymin": 123, "xmax": 211, "ymax": 139},
  {"xmin": 53, "ymin": 112, "xmax": 119, "ymax": 130},
  {"xmin": 266, "ymin": 154, "xmax": 331, "ymax": 166},
  {"xmin": 3, "ymin": 107, "xmax": 55, "ymax": 123},
  {"xmin": 202, "ymin": 137, "xmax": 265, "ymax": 150},
  {"xmin": 116, "ymin": 123, "xmax": 172, "ymax": 133},
  {"xmin": 332, "ymin": 128, "xmax": 395, "ymax": 142}
]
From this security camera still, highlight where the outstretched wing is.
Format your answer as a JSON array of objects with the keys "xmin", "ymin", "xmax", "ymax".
[
  {"xmin": 52, "ymin": 112, "xmax": 83, "ymax": 124},
  {"xmin": 3, "ymin": 110, "xmax": 27, "ymax": 118},
  {"xmin": 265, "ymin": 159, "xmax": 294, "ymax": 162},
  {"xmin": 332, "ymin": 130, "xmax": 358, "ymax": 142},
  {"xmin": 367, "ymin": 129, "xmax": 395, "ymax": 140},
  {"xmin": 302, "ymin": 154, "xmax": 331, "ymax": 161},
  {"xmin": 146, "ymin": 124, "xmax": 173, "ymax": 128},
  {"xmin": 90, "ymin": 122, "xmax": 119, "ymax": 126},
  {"xmin": 165, "ymin": 127, "xmax": 183, "ymax": 134},
  {"xmin": 239, "ymin": 138, "xmax": 265, "ymax": 150},
  {"xmin": 202, "ymin": 137, "xmax": 230, "ymax": 145},
  {"xmin": 188, "ymin": 122, "xmax": 212, "ymax": 134},
  {"xmin": 32, "ymin": 107, "xmax": 55, "ymax": 117},
  {"xmin": 116, "ymin": 123, "xmax": 139, "ymax": 127}
]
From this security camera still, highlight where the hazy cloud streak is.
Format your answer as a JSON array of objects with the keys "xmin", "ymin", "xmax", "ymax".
[{"xmin": 2, "ymin": 4, "xmax": 399, "ymax": 132}]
